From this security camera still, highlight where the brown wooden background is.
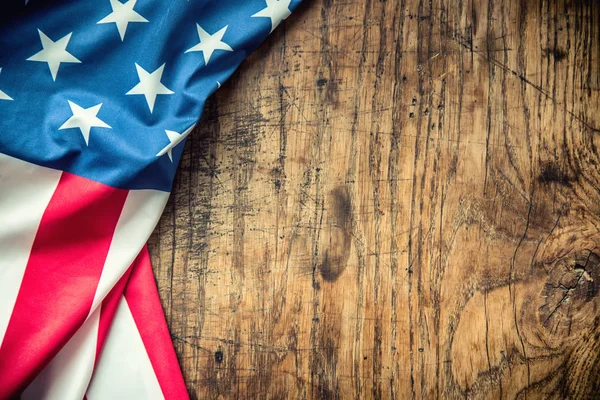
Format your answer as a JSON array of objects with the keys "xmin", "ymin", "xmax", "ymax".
[{"xmin": 148, "ymin": 0, "xmax": 600, "ymax": 398}]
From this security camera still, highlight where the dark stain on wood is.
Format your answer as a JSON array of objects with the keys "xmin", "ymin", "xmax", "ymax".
[
  {"xmin": 542, "ymin": 46, "xmax": 569, "ymax": 62},
  {"xmin": 538, "ymin": 161, "xmax": 575, "ymax": 187},
  {"xmin": 319, "ymin": 186, "xmax": 352, "ymax": 282},
  {"xmin": 214, "ymin": 350, "xmax": 224, "ymax": 364}
]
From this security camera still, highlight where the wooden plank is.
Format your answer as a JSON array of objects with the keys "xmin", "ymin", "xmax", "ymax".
[{"xmin": 148, "ymin": 0, "xmax": 600, "ymax": 398}]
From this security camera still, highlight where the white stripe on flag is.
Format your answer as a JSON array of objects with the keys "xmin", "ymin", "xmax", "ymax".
[
  {"xmin": 90, "ymin": 189, "xmax": 169, "ymax": 313},
  {"xmin": 21, "ymin": 309, "xmax": 101, "ymax": 400},
  {"xmin": 86, "ymin": 296, "xmax": 165, "ymax": 400},
  {"xmin": 0, "ymin": 153, "xmax": 61, "ymax": 347}
]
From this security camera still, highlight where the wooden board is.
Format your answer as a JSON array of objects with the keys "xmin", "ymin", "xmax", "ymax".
[{"xmin": 147, "ymin": 0, "xmax": 600, "ymax": 398}]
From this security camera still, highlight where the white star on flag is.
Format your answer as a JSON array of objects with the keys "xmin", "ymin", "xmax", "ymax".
[
  {"xmin": 156, "ymin": 124, "xmax": 195, "ymax": 162},
  {"xmin": 27, "ymin": 30, "xmax": 81, "ymax": 81},
  {"xmin": 59, "ymin": 100, "xmax": 112, "ymax": 145},
  {"xmin": 0, "ymin": 69, "xmax": 13, "ymax": 101},
  {"xmin": 185, "ymin": 25, "xmax": 233, "ymax": 65},
  {"xmin": 97, "ymin": 0, "xmax": 148, "ymax": 41},
  {"xmin": 126, "ymin": 63, "xmax": 174, "ymax": 113},
  {"xmin": 252, "ymin": 0, "xmax": 292, "ymax": 33}
]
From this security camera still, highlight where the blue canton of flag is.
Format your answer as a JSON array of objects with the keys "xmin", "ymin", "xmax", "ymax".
[{"xmin": 0, "ymin": 0, "xmax": 301, "ymax": 191}]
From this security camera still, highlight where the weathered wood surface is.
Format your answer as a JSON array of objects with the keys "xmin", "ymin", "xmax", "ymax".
[{"xmin": 148, "ymin": 0, "xmax": 600, "ymax": 398}]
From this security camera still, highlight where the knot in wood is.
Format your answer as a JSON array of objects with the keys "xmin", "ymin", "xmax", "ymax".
[{"xmin": 539, "ymin": 251, "xmax": 600, "ymax": 339}]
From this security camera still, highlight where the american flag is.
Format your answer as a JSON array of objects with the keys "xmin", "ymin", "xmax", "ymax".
[{"xmin": 0, "ymin": 0, "xmax": 300, "ymax": 398}]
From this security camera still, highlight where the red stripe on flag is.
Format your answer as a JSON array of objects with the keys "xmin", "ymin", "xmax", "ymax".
[
  {"xmin": 124, "ymin": 247, "xmax": 189, "ymax": 400},
  {"xmin": 96, "ymin": 267, "xmax": 132, "ymax": 365},
  {"xmin": 0, "ymin": 172, "xmax": 128, "ymax": 397}
]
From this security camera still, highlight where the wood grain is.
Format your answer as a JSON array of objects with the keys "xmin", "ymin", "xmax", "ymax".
[{"xmin": 148, "ymin": 0, "xmax": 600, "ymax": 398}]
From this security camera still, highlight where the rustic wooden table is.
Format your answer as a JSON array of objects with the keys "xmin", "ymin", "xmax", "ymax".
[{"xmin": 148, "ymin": 0, "xmax": 600, "ymax": 398}]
